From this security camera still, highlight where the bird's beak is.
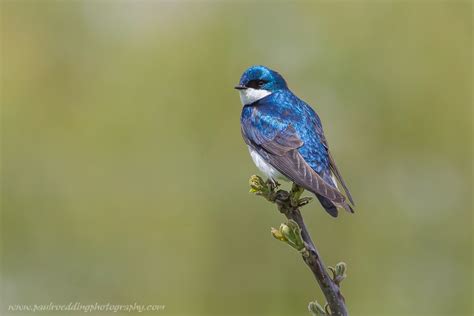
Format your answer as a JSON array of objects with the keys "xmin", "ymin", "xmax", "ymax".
[{"xmin": 234, "ymin": 85, "xmax": 247, "ymax": 90}]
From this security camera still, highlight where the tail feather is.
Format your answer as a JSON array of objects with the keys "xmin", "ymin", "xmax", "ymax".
[
  {"xmin": 316, "ymin": 194, "xmax": 354, "ymax": 218},
  {"xmin": 316, "ymin": 194, "xmax": 338, "ymax": 217}
]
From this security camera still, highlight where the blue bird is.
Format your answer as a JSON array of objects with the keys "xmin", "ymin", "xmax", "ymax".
[{"xmin": 236, "ymin": 65, "xmax": 355, "ymax": 217}]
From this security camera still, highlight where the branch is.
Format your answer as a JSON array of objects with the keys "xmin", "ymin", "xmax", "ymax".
[{"xmin": 249, "ymin": 175, "xmax": 349, "ymax": 316}]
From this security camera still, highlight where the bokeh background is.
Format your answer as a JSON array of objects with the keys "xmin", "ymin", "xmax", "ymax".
[{"xmin": 1, "ymin": 1, "xmax": 472, "ymax": 316}]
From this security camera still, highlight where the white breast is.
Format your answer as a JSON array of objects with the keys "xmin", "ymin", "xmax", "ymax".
[{"xmin": 248, "ymin": 147, "xmax": 288, "ymax": 181}]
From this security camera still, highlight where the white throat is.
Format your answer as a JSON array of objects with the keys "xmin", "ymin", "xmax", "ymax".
[{"xmin": 239, "ymin": 88, "xmax": 272, "ymax": 106}]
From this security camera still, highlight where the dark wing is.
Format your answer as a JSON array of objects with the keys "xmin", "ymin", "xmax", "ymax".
[
  {"xmin": 328, "ymin": 151, "xmax": 355, "ymax": 205},
  {"xmin": 314, "ymin": 122, "xmax": 355, "ymax": 205},
  {"xmin": 242, "ymin": 125, "xmax": 348, "ymax": 205}
]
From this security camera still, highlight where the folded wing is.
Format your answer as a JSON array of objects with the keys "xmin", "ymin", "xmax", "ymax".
[
  {"xmin": 242, "ymin": 125, "xmax": 350, "ymax": 206},
  {"xmin": 312, "ymin": 116, "xmax": 355, "ymax": 205}
]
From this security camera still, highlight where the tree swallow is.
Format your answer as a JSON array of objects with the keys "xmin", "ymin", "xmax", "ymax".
[{"xmin": 236, "ymin": 65, "xmax": 355, "ymax": 217}]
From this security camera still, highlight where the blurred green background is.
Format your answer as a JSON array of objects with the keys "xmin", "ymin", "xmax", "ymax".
[{"xmin": 1, "ymin": 1, "xmax": 472, "ymax": 316}]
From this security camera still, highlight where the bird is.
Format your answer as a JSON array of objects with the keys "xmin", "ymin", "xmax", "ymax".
[{"xmin": 235, "ymin": 65, "xmax": 354, "ymax": 217}]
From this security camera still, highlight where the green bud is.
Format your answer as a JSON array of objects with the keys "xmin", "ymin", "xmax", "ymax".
[
  {"xmin": 324, "ymin": 303, "xmax": 331, "ymax": 315},
  {"xmin": 285, "ymin": 220, "xmax": 305, "ymax": 251},
  {"xmin": 270, "ymin": 221, "xmax": 305, "ymax": 252},
  {"xmin": 329, "ymin": 262, "xmax": 347, "ymax": 285},
  {"xmin": 279, "ymin": 223, "xmax": 298, "ymax": 249},
  {"xmin": 280, "ymin": 223, "xmax": 291, "ymax": 237},
  {"xmin": 271, "ymin": 227, "xmax": 286, "ymax": 241},
  {"xmin": 335, "ymin": 262, "xmax": 347, "ymax": 277},
  {"xmin": 308, "ymin": 301, "xmax": 327, "ymax": 316},
  {"xmin": 249, "ymin": 175, "xmax": 265, "ymax": 193}
]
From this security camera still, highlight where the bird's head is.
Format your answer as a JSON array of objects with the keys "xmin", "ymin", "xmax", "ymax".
[{"xmin": 235, "ymin": 65, "xmax": 288, "ymax": 105}]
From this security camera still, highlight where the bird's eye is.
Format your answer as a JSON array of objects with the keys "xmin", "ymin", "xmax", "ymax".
[{"xmin": 247, "ymin": 79, "xmax": 267, "ymax": 89}]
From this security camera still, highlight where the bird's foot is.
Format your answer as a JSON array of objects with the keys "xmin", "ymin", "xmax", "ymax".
[
  {"xmin": 266, "ymin": 178, "xmax": 280, "ymax": 191},
  {"xmin": 249, "ymin": 176, "xmax": 312, "ymax": 209},
  {"xmin": 290, "ymin": 183, "xmax": 311, "ymax": 208}
]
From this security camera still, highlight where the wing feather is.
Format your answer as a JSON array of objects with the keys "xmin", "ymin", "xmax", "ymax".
[
  {"xmin": 247, "ymin": 126, "xmax": 348, "ymax": 204},
  {"xmin": 313, "ymin": 121, "xmax": 355, "ymax": 205},
  {"xmin": 328, "ymin": 151, "xmax": 355, "ymax": 205}
]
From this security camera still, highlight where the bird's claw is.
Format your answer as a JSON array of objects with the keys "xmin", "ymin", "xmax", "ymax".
[
  {"xmin": 266, "ymin": 178, "xmax": 280, "ymax": 191},
  {"xmin": 250, "ymin": 176, "xmax": 311, "ymax": 211},
  {"xmin": 289, "ymin": 183, "xmax": 305, "ymax": 207}
]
